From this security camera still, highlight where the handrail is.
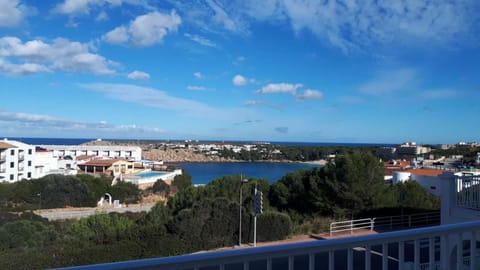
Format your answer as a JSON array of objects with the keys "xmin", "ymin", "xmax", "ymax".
[
  {"xmin": 56, "ymin": 220, "xmax": 480, "ymax": 270},
  {"xmin": 330, "ymin": 211, "xmax": 440, "ymax": 236},
  {"xmin": 330, "ymin": 218, "xmax": 375, "ymax": 236}
]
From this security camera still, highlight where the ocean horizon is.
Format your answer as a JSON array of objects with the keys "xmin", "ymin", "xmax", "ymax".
[{"xmin": 3, "ymin": 137, "xmax": 398, "ymax": 147}]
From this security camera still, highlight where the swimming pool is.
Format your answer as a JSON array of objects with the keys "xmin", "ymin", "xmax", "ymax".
[{"xmin": 136, "ymin": 172, "xmax": 166, "ymax": 178}]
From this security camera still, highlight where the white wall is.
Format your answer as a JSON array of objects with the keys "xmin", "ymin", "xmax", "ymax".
[
  {"xmin": 42, "ymin": 145, "xmax": 142, "ymax": 161},
  {"xmin": 0, "ymin": 140, "xmax": 35, "ymax": 182},
  {"xmin": 33, "ymin": 151, "xmax": 59, "ymax": 179}
]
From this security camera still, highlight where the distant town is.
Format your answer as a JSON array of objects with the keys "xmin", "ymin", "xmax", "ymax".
[{"xmin": 1, "ymin": 138, "xmax": 479, "ymax": 186}]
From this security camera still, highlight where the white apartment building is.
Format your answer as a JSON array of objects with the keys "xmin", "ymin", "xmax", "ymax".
[
  {"xmin": 40, "ymin": 145, "xmax": 142, "ymax": 161},
  {"xmin": 0, "ymin": 139, "xmax": 35, "ymax": 182},
  {"xmin": 33, "ymin": 149, "xmax": 77, "ymax": 179},
  {"xmin": 396, "ymin": 142, "xmax": 431, "ymax": 155}
]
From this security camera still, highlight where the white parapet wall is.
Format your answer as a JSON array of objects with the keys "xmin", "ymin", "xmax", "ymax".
[
  {"xmin": 124, "ymin": 169, "xmax": 182, "ymax": 185},
  {"xmin": 40, "ymin": 145, "xmax": 142, "ymax": 161}
]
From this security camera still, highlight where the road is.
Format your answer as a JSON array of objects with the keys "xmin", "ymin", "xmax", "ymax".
[{"xmin": 35, "ymin": 204, "xmax": 154, "ymax": 220}]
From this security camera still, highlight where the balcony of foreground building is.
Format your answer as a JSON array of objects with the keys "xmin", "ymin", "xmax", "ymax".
[
  {"xmin": 58, "ymin": 220, "xmax": 480, "ymax": 270},
  {"xmin": 0, "ymin": 152, "xmax": 6, "ymax": 162}
]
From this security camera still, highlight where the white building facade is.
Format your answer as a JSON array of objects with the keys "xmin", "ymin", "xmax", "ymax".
[
  {"xmin": 0, "ymin": 139, "xmax": 35, "ymax": 182},
  {"xmin": 40, "ymin": 145, "xmax": 142, "ymax": 161}
]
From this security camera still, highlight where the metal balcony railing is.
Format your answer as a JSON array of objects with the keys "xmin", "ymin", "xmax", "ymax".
[
  {"xmin": 56, "ymin": 220, "xmax": 480, "ymax": 270},
  {"xmin": 457, "ymin": 176, "xmax": 480, "ymax": 209}
]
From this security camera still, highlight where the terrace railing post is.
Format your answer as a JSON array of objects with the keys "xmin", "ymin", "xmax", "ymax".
[{"xmin": 470, "ymin": 231, "xmax": 477, "ymax": 270}]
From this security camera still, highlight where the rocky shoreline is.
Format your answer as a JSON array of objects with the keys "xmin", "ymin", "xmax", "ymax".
[{"xmin": 83, "ymin": 139, "xmax": 327, "ymax": 165}]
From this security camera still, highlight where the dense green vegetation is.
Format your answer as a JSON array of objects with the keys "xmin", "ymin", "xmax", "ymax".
[
  {"xmin": 0, "ymin": 150, "xmax": 441, "ymax": 269},
  {"xmin": 218, "ymin": 144, "xmax": 378, "ymax": 161},
  {"xmin": 0, "ymin": 174, "xmax": 140, "ymax": 211}
]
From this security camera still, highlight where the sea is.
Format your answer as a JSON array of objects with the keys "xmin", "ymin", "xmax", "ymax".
[
  {"xmin": 5, "ymin": 137, "xmax": 397, "ymax": 148},
  {"xmin": 4, "ymin": 137, "xmax": 394, "ymax": 184},
  {"xmin": 171, "ymin": 162, "xmax": 319, "ymax": 185}
]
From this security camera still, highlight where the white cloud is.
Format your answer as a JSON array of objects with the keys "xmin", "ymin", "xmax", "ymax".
[
  {"xmin": 243, "ymin": 100, "xmax": 281, "ymax": 110},
  {"xmin": 287, "ymin": 0, "xmax": 479, "ymax": 51},
  {"xmin": 82, "ymin": 83, "xmax": 217, "ymax": 116},
  {"xmin": 420, "ymin": 89, "xmax": 457, "ymax": 99},
  {"xmin": 296, "ymin": 89, "xmax": 323, "ymax": 101},
  {"xmin": 53, "ymin": 0, "xmax": 153, "ymax": 16},
  {"xmin": 170, "ymin": 0, "xmax": 479, "ymax": 52},
  {"xmin": 244, "ymin": 100, "xmax": 263, "ymax": 107},
  {"xmin": 0, "ymin": 0, "xmax": 25, "ymax": 27},
  {"xmin": 54, "ymin": 0, "xmax": 92, "ymax": 15},
  {"xmin": 167, "ymin": 0, "xmax": 248, "ymax": 35},
  {"xmin": 187, "ymin": 85, "xmax": 207, "ymax": 91},
  {"xmin": 0, "ymin": 109, "xmax": 164, "ymax": 134},
  {"xmin": 96, "ymin": 11, "xmax": 109, "ymax": 21},
  {"xmin": 359, "ymin": 69, "xmax": 417, "ymax": 96},
  {"xmin": 205, "ymin": 0, "xmax": 248, "ymax": 33},
  {"xmin": 0, "ymin": 36, "xmax": 116, "ymax": 75},
  {"xmin": 194, "ymin": 72, "xmax": 204, "ymax": 79},
  {"xmin": 103, "ymin": 11, "xmax": 181, "ymax": 47},
  {"xmin": 0, "ymin": 58, "xmax": 50, "ymax": 76},
  {"xmin": 232, "ymin": 74, "xmax": 247, "ymax": 86},
  {"xmin": 127, "ymin": 70, "xmax": 150, "ymax": 80},
  {"xmin": 256, "ymin": 83, "xmax": 302, "ymax": 95},
  {"xmin": 184, "ymin": 33, "xmax": 216, "ymax": 47}
]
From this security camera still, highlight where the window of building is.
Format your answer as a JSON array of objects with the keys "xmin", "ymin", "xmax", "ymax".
[
  {"xmin": 28, "ymin": 161, "xmax": 32, "ymax": 166},
  {"xmin": 27, "ymin": 172, "xmax": 31, "ymax": 178},
  {"xmin": 28, "ymin": 149, "xmax": 32, "ymax": 155},
  {"xmin": 10, "ymin": 149, "xmax": 14, "ymax": 155},
  {"xmin": 9, "ymin": 174, "xmax": 13, "ymax": 181},
  {"xmin": 10, "ymin": 162, "xmax": 14, "ymax": 168}
]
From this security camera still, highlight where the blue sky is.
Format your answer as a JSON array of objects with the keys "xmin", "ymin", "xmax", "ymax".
[{"xmin": 1, "ymin": 0, "xmax": 479, "ymax": 144}]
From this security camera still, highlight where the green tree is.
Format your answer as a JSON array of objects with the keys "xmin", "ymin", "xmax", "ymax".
[
  {"xmin": 324, "ymin": 151, "xmax": 387, "ymax": 216},
  {"xmin": 152, "ymin": 179, "xmax": 171, "ymax": 197},
  {"xmin": 108, "ymin": 182, "xmax": 140, "ymax": 204},
  {"xmin": 394, "ymin": 181, "xmax": 440, "ymax": 210},
  {"xmin": 37, "ymin": 175, "xmax": 95, "ymax": 208},
  {"xmin": 256, "ymin": 211, "xmax": 292, "ymax": 242},
  {"xmin": 68, "ymin": 213, "xmax": 135, "ymax": 245},
  {"xmin": 172, "ymin": 171, "xmax": 192, "ymax": 192},
  {"xmin": 0, "ymin": 220, "xmax": 57, "ymax": 251}
]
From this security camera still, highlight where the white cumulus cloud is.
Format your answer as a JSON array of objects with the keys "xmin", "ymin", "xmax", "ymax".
[
  {"xmin": 232, "ymin": 74, "xmax": 248, "ymax": 86},
  {"xmin": 127, "ymin": 70, "xmax": 150, "ymax": 80},
  {"xmin": 103, "ymin": 11, "xmax": 181, "ymax": 47},
  {"xmin": 296, "ymin": 89, "xmax": 323, "ymax": 101},
  {"xmin": 53, "ymin": 0, "xmax": 152, "ymax": 16},
  {"xmin": 0, "ymin": 36, "xmax": 116, "ymax": 75},
  {"xmin": 194, "ymin": 72, "xmax": 204, "ymax": 79},
  {"xmin": 256, "ymin": 83, "xmax": 302, "ymax": 95},
  {"xmin": 0, "ymin": 0, "xmax": 25, "ymax": 27}
]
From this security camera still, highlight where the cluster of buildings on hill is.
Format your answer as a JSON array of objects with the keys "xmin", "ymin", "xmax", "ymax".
[
  {"xmin": 0, "ymin": 139, "xmax": 180, "ymax": 186},
  {"xmin": 376, "ymin": 142, "xmax": 432, "ymax": 158}
]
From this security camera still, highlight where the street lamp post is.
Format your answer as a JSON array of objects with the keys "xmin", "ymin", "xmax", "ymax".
[
  {"xmin": 239, "ymin": 177, "xmax": 248, "ymax": 246},
  {"xmin": 37, "ymin": 193, "xmax": 41, "ymax": 209}
]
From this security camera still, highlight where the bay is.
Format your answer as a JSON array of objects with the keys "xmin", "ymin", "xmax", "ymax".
[{"xmin": 173, "ymin": 162, "xmax": 320, "ymax": 185}]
